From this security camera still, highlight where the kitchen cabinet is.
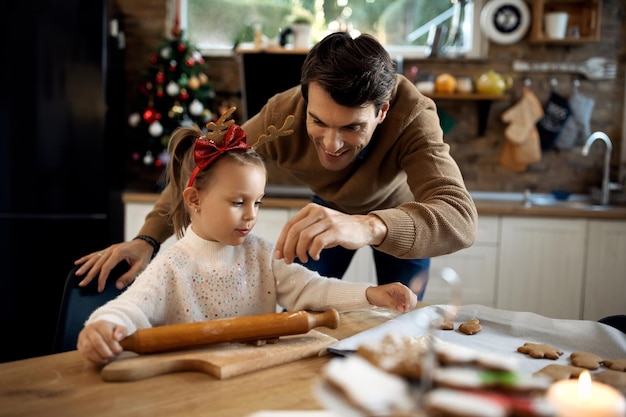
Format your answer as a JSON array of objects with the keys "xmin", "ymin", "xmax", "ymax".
[
  {"xmin": 496, "ymin": 217, "xmax": 587, "ymax": 319},
  {"xmin": 583, "ymin": 219, "xmax": 626, "ymax": 321},
  {"xmin": 427, "ymin": 216, "xmax": 500, "ymax": 307},
  {"xmin": 529, "ymin": 0, "xmax": 601, "ymax": 44},
  {"xmin": 124, "ymin": 201, "xmax": 177, "ymax": 250}
]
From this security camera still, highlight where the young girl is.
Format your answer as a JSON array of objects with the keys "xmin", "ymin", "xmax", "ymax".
[{"xmin": 77, "ymin": 113, "xmax": 417, "ymax": 365}]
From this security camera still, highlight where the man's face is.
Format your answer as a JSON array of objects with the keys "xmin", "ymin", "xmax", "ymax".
[{"xmin": 305, "ymin": 82, "xmax": 389, "ymax": 171}]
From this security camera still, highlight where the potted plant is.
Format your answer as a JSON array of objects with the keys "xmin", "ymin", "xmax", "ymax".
[{"xmin": 289, "ymin": 11, "xmax": 314, "ymax": 49}]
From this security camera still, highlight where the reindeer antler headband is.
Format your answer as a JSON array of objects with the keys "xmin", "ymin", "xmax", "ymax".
[{"xmin": 187, "ymin": 107, "xmax": 294, "ymax": 187}]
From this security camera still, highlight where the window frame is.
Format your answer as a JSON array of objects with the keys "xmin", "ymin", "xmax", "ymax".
[{"xmin": 175, "ymin": 0, "xmax": 489, "ymax": 59}]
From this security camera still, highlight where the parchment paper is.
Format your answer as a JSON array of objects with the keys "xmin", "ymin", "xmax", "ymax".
[{"xmin": 328, "ymin": 304, "xmax": 626, "ymax": 375}]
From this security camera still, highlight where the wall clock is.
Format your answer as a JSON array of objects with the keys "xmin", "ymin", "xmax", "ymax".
[{"xmin": 480, "ymin": 0, "xmax": 531, "ymax": 45}]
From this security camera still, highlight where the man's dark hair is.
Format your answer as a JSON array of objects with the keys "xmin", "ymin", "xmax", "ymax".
[{"xmin": 300, "ymin": 32, "xmax": 397, "ymax": 112}]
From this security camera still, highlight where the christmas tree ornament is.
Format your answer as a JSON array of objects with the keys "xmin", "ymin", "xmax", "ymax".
[
  {"xmin": 158, "ymin": 151, "xmax": 171, "ymax": 166},
  {"xmin": 142, "ymin": 107, "xmax": 158, "ymax": 123},
  {"xmin": 189, "ymin": 99, "xmax": 204, "ymax": 115},
  {"xmin": 149, "ymin": 120, "xmax": 164, "ymax": 137},
  {"xmin": 143, "ymin": 151, "xmax": 155, "ymax": 165},
  {"xmin": 128, "ymin": 112, "xmax": 141, "ymax": 127},
  {"xmin": 155, "ymin": 71, "xmax": 165, "ymax": 83},
  {"xmin": 192, "ymin": 51, "xmax": 205, "ymax": 65},
  {"xmin": 160, "ymin": 46, "xmax": 172, "ymax": 59},
  {"xmin": 166, "ymin": 80, "xmax": 180, "ymax": 96},
  {"xmin": 179, "ymin": 88, "xmax": 189, "ymax": 101},
  {"xmin": 169, "ymin": 60, "xmax": 178, "ymax": 71},
  {"xmin": 187, "ymin": 76, "xmax": 200, "ymax": 90},
  {"xmin": 168, "ymin": 102, "xmax": 184, "ymax": 119}
]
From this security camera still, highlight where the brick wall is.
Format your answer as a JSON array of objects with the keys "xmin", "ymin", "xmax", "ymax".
[{"xmin": 116, "ymin": 0, "xmax": 624, "ymax": 194}]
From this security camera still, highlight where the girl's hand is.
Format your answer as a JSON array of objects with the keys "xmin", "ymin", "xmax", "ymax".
[
  {"xmin": 366, "ymin": 283, "xmax": 418, "ymax": 312},
  {"xmin": 77, "ymin": 321, "xmax": 128, "ymax": 365}
]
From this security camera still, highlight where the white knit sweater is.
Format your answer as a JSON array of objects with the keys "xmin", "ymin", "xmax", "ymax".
[{"xmin": 86, "ymin": 227, "xmax": 374, "ymax": 334}]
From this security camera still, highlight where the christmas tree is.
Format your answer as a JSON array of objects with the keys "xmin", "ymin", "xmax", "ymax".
[{"xmin": 127, "ymin": 28, "xmax": 217, "ymax": 170}]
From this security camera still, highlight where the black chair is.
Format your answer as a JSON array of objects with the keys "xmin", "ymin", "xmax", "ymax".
[
  {"xmin": 599, "ymin": 315, "xmax": 626, "ymax": 334},
  {"xmin": 53, "ymin": 262, "xmax": 129, "ymax": 353}
]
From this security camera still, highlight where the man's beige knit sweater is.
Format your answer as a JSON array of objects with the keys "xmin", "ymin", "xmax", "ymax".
[{"xmin": 140, "ymin": 75, "xmax": 477, "ymax": 260}]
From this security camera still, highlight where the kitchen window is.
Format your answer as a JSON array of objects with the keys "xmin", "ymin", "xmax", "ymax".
[{"xmin": 180, "ymin": 0, "xmax": 488, "ymax": 59}]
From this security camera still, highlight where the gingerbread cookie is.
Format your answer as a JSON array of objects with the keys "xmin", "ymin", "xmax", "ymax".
[
  {"xmin": 459, "ymin": 318, "xmax": 482, "ymax": 335},
  {"xmin": 534, "ymin": 364, "xmax": 586, "ymax": 381},
  {"xmin": 517, "ymin": 343, "xmax": 563, "ymax": 359},
  {"xmin": 594, "ymin": 370, "xmax": 626, "ymax": 396},
  {"xmin": 602, "ymin": 358, "xmax": 626, "ymax": 372},
  {"xmin": 440, "ymin": 320, "xmax": 455, "ymax": 330},
  {"xmin": 356, "ymin": 333, "xmax": 424, "ymax": 379},
  {"xmin": 423, "ymin": 388, "xmax": 508, "ymax": 417},
  {"xmin": 570, "ymin": 351, "xmax": 603, "ymax": 370},
  {"xmin": 322, "ymin": 355, "xmax": 416, "ymax": 416}
]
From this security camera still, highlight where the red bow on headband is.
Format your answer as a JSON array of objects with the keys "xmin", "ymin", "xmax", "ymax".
[{"xmin": 187, "ymin": 124, "xmax": 249, "ymax": 187}]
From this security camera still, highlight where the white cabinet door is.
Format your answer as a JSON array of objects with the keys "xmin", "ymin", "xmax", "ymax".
[
  {"xmin": 583, "ymin": 220, "xmax": 626, "ymax": 321},
  {"xmin": 427, "ymin": 216, "xmax": 500, "ymax": 306},
  {"xmin": 496, "ymin": 217, "xmax": 587, "ymax": 319},
  {"xmin": 343, "ymin": 246, "xmax": 377, "ymax": 284},
  {"xmin": 253, "ymin": 208, "xmax": 293, "ymax": 245},
  {"xmin": 124, "ymin": 202, "xmax": 176, "ymax": 250}
]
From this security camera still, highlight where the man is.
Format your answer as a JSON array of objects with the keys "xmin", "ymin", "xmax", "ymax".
[{"xmin": 76, "ymin": 32, "xmax": 477, "ymax": 300}]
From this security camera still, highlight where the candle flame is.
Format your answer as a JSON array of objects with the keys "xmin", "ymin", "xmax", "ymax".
[{"xmin": 578, "ymin": 370, "xmax": 592, "ymax": 399}]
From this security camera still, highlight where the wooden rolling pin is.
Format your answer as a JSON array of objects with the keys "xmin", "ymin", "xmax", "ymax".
[{"xmin": 120, "ymin": 309, "xmax": 340, "ymax": 354}]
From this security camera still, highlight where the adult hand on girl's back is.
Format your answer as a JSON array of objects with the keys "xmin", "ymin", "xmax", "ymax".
[
  {"xmin": 366, "ymin": 282, "xmax": 418, "ymax": 312},
  {"xmin": 74, "ymin": 239, "xmax": 153, "ymax": 292}
]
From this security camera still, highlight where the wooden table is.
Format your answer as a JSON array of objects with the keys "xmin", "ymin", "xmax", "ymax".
[{"xmin": 0, "ymin": 308, "xmax": 407, "ymax": 417}]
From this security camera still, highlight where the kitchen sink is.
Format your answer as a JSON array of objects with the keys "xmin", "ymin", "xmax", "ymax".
[{"xmin": 470, "ymin": 191, "xmax": 626, "ymax": 211}]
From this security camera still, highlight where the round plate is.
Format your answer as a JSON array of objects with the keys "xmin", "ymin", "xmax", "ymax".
[{"xmin": 480, "ymin": 0, "xmax": 530, "ymax": 45}]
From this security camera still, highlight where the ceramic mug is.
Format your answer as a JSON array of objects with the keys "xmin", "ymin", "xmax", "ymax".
[{"xmin": 544, "ymin": 12, "xmax": 568, "ymax": 39}]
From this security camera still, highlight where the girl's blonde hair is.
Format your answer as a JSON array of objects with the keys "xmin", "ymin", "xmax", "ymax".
[{"xmin": 163, "ymin": 125, "xmax": 265, "ymax": 239}]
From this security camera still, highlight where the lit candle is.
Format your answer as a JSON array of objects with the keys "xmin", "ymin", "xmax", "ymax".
[{"xmin": 546, "ymin": 370, "xmax": 626, "ymax": 417}]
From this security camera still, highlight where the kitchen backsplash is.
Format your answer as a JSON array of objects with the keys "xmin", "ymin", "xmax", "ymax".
[{"xmin": 116, "ymin": 0, "xmax": 624, "ymax": 195}]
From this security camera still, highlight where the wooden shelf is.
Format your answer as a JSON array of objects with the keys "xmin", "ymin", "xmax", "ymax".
[
  {"xmin": 423, "ymin": 93, "xmax": 510, "ymax": 137},
  {"xmin": 423, "ymin": 93, "xmax": 509, "ymax": 101},
  {"xmin": 529, "ymin": 0, "xmax": 602, "ymax": 44}
]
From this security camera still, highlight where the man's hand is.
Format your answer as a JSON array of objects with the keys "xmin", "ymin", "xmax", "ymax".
[
  {"xmin": 274, "ymin": 203, "xmax": 387, "ymax": 264},
  {"xmin": 74, "ymin": 239, "xmax": 154, "ymax": 292}
]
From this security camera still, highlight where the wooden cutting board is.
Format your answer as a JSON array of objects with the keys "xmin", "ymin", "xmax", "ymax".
[{"xmin": 101, "ymin": 330, "xmax": 337, "ymax": 382}]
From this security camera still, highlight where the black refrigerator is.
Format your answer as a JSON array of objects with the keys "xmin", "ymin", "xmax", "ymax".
[{"xmin": 0, "ymin": 0, "xmax": 126, "ymax": 362}]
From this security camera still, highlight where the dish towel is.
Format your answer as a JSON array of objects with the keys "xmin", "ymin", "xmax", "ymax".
[
  {"xmin": 555, "ymin": 87, "xmax": 595, "ymax": 150},
  {"xmin": 536, "ymin": 90, "xmax": 571, "ymax": 150},
  {"xmin": 500, "ymin": 86, "xmax": 544, "ymax": 171}
]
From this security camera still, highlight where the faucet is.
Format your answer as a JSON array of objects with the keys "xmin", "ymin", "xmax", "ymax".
[{"xmin": 581, "ymin": 131, "xmax": 617, "ymax": 205}]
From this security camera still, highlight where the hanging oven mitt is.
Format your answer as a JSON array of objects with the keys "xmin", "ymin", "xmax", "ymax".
[
  {"xmin": 501, "ymin": 86, "xmax": 544, "ymax": 145},
  {"xmin": 555, "ymin": 87, "xmax": 595, "ymax": 150},
  {"xmin": 536, "ymin": 89, "xmax": 571, "ymax": 150},
  {"xmin": 499, "ymin": 139, "xmax": 528, "ymax": 172},
  {"xmin": 499, "ymin": 86, "xmax": 544, "ymax": 170}
]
